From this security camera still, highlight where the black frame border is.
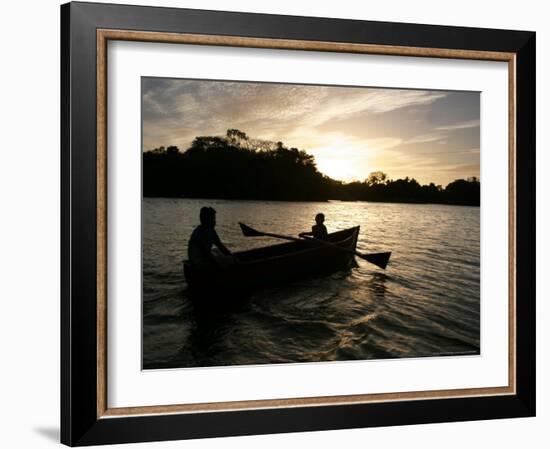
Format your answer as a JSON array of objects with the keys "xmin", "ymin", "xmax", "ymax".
[{"xmin": 61, "ymin": 2, "xmax": 535, "ymax": 446}]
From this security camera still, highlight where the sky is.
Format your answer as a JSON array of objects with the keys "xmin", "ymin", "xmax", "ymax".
[{"xmin": 142, "ymin": 77, "xmax": 480, "ymax": 186}]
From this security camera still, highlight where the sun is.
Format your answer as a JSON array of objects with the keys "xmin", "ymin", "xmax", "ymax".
[
  {"xmin": 301, "ymin": 134, "xmax": 373, "ymax": 182},
  {"xmin": 314, "ymin": 157, "xmax": 361, "ymax": 182}
]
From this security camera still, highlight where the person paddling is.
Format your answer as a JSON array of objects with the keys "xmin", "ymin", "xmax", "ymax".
[
  {"xmin": 299, "ymin": 213, "xmax": 328, "ymax": 240},
  {"xmin": 188, "ymin": 207, "xmax": 232, "ymax": 267}
]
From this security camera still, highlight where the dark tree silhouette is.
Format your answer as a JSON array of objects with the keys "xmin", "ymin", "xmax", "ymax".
[
  {"xmin": 143, "ymin": 130, "xmax": 480, "ymax": 206},
  {"xmin": 366, "ymin": 171, "xmax": 387, "ymax": 186}
]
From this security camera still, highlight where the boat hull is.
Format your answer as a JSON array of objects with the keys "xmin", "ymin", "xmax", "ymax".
[{"xmin": 183, "ymin": 226, "xmax": 360, "ymax": 299}]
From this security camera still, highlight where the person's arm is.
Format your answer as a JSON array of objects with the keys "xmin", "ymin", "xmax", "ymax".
[
  {"xmin": 213, "ymin": 231, "xmax": 232, "ymax": 256},
  {"xmin": 300, "ymin": 225, "xmax": 317, "ymax": 238}
]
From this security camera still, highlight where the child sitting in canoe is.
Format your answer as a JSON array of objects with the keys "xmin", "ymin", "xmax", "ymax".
[{"xmin": 299, "ymin": 213, "xmax": 328, "ymax": 240}]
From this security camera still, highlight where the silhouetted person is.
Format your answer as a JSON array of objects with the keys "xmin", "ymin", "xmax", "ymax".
[
  {"xmin": 188, "ymin": 207, "xmax": 231, "ymax": 267},
  {"xmin": 300, "ymin": 213, "xmax": 328, "ymax": 240}
]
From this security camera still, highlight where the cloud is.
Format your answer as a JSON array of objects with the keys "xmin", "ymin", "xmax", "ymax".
[
  {"xmin": 405, "ymin": 132, "xmax": 445, "ymax": 144},
  {"xmin": 436, "ymin": 120, "xmax": 480, "ymax": 131},
  {"xmin": 142, "ymin": 79, "xmax": 448, "ymax": 149}
]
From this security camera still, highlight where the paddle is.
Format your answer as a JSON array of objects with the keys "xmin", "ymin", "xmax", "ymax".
[{"xmin": 238, "ymin": 222, "xmax": 391, "ymax": 270}]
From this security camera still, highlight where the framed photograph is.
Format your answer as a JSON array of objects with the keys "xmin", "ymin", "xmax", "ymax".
[{"xmin": 61, "ymin": 1, "xmax": 535, "ymax": 446}]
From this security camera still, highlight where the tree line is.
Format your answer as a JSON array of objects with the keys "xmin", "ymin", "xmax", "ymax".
[{"xmin": 143, "ymin": 129, "xmax": 480, "ymax": 206}]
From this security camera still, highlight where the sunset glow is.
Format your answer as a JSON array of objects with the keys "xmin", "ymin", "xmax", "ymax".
[{"xmin": 142, "ymin": 78, "xmax": 480, "ymax": 186}]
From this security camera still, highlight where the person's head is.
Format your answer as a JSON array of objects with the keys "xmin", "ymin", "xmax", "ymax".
[
  {"xmin": 199, "ymin": 207, "xmax": 216, "ymax": 228},
  {"xmin": 315, "ymin": 213, "xmax": 325, "ymax": 224}
]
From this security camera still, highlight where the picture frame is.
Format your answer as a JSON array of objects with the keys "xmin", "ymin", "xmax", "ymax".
[{"xmin": 60, "ymin": 1, "xmax": 536, "ymax": 446}]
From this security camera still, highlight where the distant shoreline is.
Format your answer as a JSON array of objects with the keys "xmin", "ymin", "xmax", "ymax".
[
  {"xmin": 143, "ymin": 130, "xmax": 480, "ymax": 207},
  {"xmin": 143, "ymin": 194, "xmax": 480, "ymax": 207}
]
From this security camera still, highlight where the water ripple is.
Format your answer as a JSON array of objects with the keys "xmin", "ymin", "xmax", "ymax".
[{"xmin": 143, "ymin": 198, "xmax": 480, "ymax": 369}]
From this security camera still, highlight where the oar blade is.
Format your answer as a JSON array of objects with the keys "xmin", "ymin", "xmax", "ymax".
[
  {"xmin": 239, "ymin": 222, "xmax": 264, "ymax": 237},
  {"xmin": 360, "ymin": 251, "xmax": 391, "ymax": 270}
]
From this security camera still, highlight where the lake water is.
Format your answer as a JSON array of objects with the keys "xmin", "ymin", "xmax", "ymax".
[{"xmin": 143, "ymin": 198, "xmax": 480, "ymax": 369}]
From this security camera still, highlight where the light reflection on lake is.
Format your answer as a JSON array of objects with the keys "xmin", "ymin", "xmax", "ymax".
[{"xmin": 143, "ymin": 198, "xmax": 480, "ymax": 369}]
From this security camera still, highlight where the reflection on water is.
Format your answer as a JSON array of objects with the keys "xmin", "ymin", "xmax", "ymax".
[{"xmin": 143, "ymin": 198, "xmax": 480, "ymax": 369}]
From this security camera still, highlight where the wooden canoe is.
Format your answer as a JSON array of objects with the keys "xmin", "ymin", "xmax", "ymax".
[{"xmin": 183, "ymin": 226, "xmax": 360, "ymax": 298}]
